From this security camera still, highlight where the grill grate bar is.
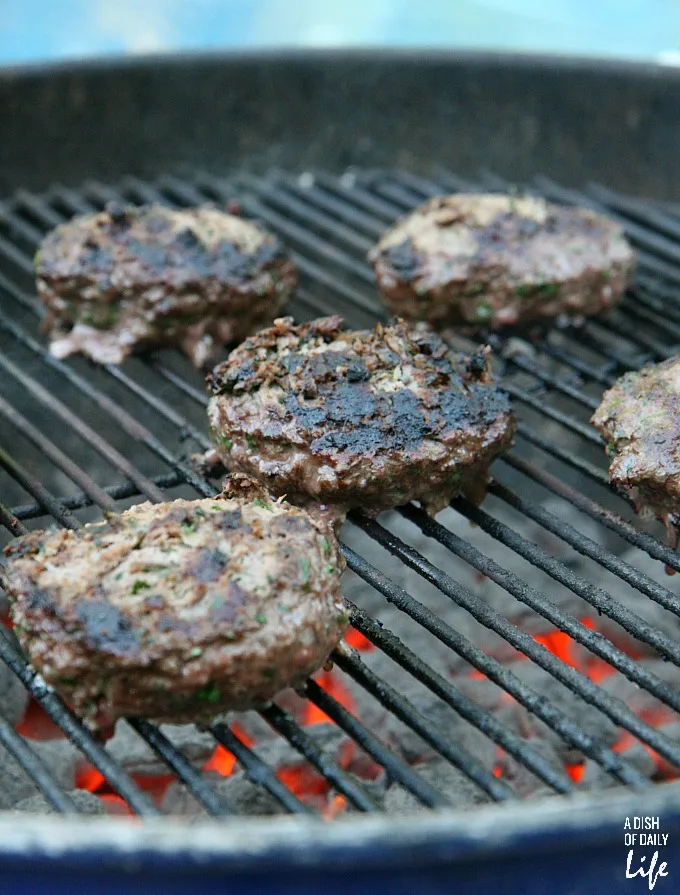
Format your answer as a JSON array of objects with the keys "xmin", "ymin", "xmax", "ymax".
[
  {"xmin": 237, "ymin": 172, "xmax": 375, "ymax": 254},
  {"xmin": 621, "ymin": 297, "xmax": 680, "ymax": 342},
  {"xmin": 586, "ymin": 183, "xmax": 680, "ymax": 242},
  {"xmin": 504, "ymin": 453, "xmax": 680, "ymax": 573},
  {"xmin": 208, "ymin": 722, "xmax": 313, "ymax": 815},
  {"xmin": 0, "ymin": 391, "xmax": 118, "ymax": 512},
  {"xmin": 0, "ymin": 627, "xmax": 160, "ymax": 815},
  {"xmin": 0, "ymin": 445, "xmax": 81, "ymax": 529},
  {"xmin": 357, "ymin": 513, "xmax": 655, "ymax": 786},
  {"xmin": 344, "ymin": 524, "xmax": 645, "ymax": 786},
  {"xmin": 538, "ymin": 339, "xmax": 617, "ymax": 387},
  {"xmin": 344, "ymin": 589, "xmax": 573, "ymax": 794},
  {"xmin": 271, "ymin": 172, "xmax": 385, "ymax": 237},
  {"xmin": 126, "ymin": 720, "xmax": 233, "ymax": 817},
  {"xmin": 395, "ymin": 505, "xmax": 680, "ymax": 771},
  {"xmin": 504, "ymin": 383, "xmax": 601, "ymax": 444},
  {"xmin": 505, "ymin": 353, "xmax": 601, "ymax": 412},
  {"xmin": 10, "ymin": 471, "xmax": 184, "ymax": 521},
  {"xmin": 258, "ymin": 703, "xmax": 380, "ymax": 812},
  {"xmin": 516, "ymin": 422, "xmax": 611, "ymax": 488},
  {"xmin": 302, "ymin": 678, "xmax": 452, "ymax": 808},
  {"xmin": 335, "ymin": 639, "xmax": 516, "ymax": 802},
  {"xmin": 490, "ymin": 478, "xmax": 680, "ymax": 617},
  {"xmin": 0, "ymin": 711, "xmax": 77, "ymax": 813},
  {"xmin": 448, "ymin": 494, "xmax": 680, "ymax": 667}
]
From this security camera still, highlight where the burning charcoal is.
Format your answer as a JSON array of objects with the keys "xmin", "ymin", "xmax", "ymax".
[
  {"xmin": 0, "ymin": 661, "xmax": 29, "ymax": 726},
  {"xmin": 384, "ymin": 758, "xmax": 492, "ymax": 813},
  {"xmin": 494, "ymin": 739, "xmax": 565, "ymax": 799},
  {"xmin": 0, "ymin": 738, "xmax": 77, "ymax": 809},
  {"xmin": 164, "ymin": 723, "xmax": 366, "ymax": 817},
  {"xmin": 225, "ymin": 710, "xmax": 279, "ymax": 744},
  {"xmin": 13, "ymin": 789, "xmax": 107, "ymax": 816},
  {"xmin": 105, "ymin": 720, "xmax": 216, "ymax": 775},
  {"xmin": 162, "ymin": 769, "xmax": 282, "ymax": 817},
  {"xmin": 600, "ymin": 660, "xmax": 680, "ymax": 719},
  {"xmin": 252, "ymin": 722, "xmax": 352, "ymax": 769},
  {"xmin": 374, "ymin": 694, "xmax": 497, "ymax": 768},
  {"xmin": 494, "ymin": 662, "xmax": 620, "ymax": 756},
  {"xmin": 653, "ymin": 722, "xmax": 680, "ymax": 779},
  {"xmin": 32, "ymin": 739, "xmax": 80, "ymax": 790}
]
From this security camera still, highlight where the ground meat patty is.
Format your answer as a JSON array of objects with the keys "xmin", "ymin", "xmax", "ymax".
[
  {"xmin": 35, "ymin": 203, "xmax": 297, "ymax": 367},
  {"xmin": 592, "ymin": 356, "xmax": 680, "ymax": 547},
  {"xmin": 206, "ymin": 316, "xmax": 515, "ymax": 515},
  {"xmin": 368, "ymin": 193, "xmax": 635, "ymax": 329},
  {"xmin": 3, "ymin": 474, "xmax": 347, "ymax": 731}
]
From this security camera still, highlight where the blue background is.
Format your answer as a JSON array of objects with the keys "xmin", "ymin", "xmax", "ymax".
[{"xmin": 1, "ymin": 0, "xmax": 678, "ymax": 66}]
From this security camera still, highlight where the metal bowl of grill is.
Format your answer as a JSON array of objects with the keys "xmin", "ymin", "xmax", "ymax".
[{"xmin": 2, "ymin": 51, "xmax": 680, "ymax": 894}]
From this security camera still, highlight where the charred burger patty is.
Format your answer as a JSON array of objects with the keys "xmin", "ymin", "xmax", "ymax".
[
  {"xmin": 368, "ymin": 193, "xmax": 634, "ymax": 330},
  {"xmin": 36, "ymin": 203, "xmax": 297, "ymax": 367},
  {"xmin": 206, "ymin": 316, "xmax": 515, "ymax": 515},
  {"xmin": 592, "ymin": 356, "xmax": 680, "ymax": 546},
  {"xmin": 3, "ymin": 475, "xmax": 347, "ymax": 730}
]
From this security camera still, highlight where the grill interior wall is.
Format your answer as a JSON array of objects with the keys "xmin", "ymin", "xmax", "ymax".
[{"xmin": 0, "ymin": 168, "xmax": 679, "ymax": 817}]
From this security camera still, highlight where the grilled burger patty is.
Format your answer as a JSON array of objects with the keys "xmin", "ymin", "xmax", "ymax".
[
  {"xmin": 3, "ymin": 475, "xmax": 347, "ymax": 730},
  {"xmin": 36, "ymin": 203, "xmax": 297, "ymax": 367},
  {"xmin": 206, "ymin": 316, "xmax": 515, "ymax": 515},
  {"xmin": 592, "ymin": 357, "xmax": 680, "ymax": 546},
  {"xmin": 368, "ymin": 194, "xmax": 635, "ymax": 329}
]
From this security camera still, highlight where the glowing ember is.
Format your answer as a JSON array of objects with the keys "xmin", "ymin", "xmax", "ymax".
[
  {"xmin": 566, "ymin": 763, "xmax": 585, "ymax": 783},
  {"xmin": 303, "ymin": 668, "xmax": 355, "ymax": 726},
  {"xmin": 100, "ymin": 794, "xmax": 132, "ymax": 816},
  {"xmin": 203, "ymin": 745, "xmax": 237, "ymax": 777},
  {"xmin": 16, "ymin": 699, "xmax": 65, "ymax": 741},
  {"xmin": 76, "ymin": 766, "xmax": 106, "ymax": 793},
  {"xmin": 202, "ymin": 724, "xmax": 254, "ymax": 777},
  {"xmin": 324, "ymin": 794, "xmax": 348, "ymax": 819},
  {"xmin": 344, "ymin": 629, "xmax": 375, "ymax": 652}
]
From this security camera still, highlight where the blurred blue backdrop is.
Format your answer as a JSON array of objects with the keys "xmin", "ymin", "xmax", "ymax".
[{"xmin": 1, "ymin": 0, "xmax": 678, "ymax": 65}]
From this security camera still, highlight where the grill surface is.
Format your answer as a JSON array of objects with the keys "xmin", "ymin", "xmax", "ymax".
[{"xmin": 1, "ymin": 167, "xmax": 680, "ymax": 818}]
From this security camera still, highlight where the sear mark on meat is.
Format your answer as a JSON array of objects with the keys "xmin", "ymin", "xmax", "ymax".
[
  {"xmin": 368, "ymin": 193, "xmax": 635, "ymax": 330},
  {"xmin": 35, "ymin": 203, "xmax": 297, "ymax": 368},
  {"xmin": 206, "ymin": 315, "xmax": 516, "ymax": 515},
  {"xmin": 592, "ymin": 356, "xmax": 680, "ymax": 547},
  {"xmin": 3, "ymin": 474, "xmax": 347, "ymax": 731}
]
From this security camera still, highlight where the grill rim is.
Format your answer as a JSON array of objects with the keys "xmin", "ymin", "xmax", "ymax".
[
  {"xmin": 4, "ymin": 51, "xmax": 680, "ymax": 200},
  {"xmin": 0, "ymin": 780, "xmax": 679, "ymax": 867}
]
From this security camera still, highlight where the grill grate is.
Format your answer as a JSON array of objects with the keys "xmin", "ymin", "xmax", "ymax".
[{"xmin": 0, "ymin": 167, "xmax": 680, "ymax": 816}]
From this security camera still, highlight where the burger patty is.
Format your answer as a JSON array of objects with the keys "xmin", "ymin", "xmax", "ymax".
[
  {"xmin": 35, "ymin": 203, "xmax": 297, "ymax": 367},
  {"xmin": 368, "ymin": 194, "xmax": 635, "ymax": 330},
  {"xmin": 591, "ymin": 357, "xmax": 680, "ymax": 547},
  {"xmin": 206, "ymin": 316, "xmax": 515, "ymax": 515},
  {"xmin": 3, "ymin": 474, "xmax": 347, "ymax": 731}
]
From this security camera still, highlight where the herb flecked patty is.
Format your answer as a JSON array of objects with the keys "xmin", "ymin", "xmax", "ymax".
[
  {"xmin": 36, "ymin": 203, "xmax": 297, "ymax": 367},
  {"xmin": 368, "ymin": 193, "xmax": 634, "ymax": 330},
  {"xmin": 206, "ymin": 315, "xmax": 515, "ymax": 515},
  {"xmin": 592, "ymin": 356, "xmax": 680, "ymax": 547},
  {"xmin": 3, "ymin": 475, "xmax": 347, "ymax": 731}
]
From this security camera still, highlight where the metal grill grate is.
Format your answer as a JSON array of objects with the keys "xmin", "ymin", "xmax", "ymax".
[{"xmin": 1, "ymin": 167, "xmax": 680, "ymax": 817}]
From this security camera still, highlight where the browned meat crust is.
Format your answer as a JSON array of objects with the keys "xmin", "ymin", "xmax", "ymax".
[
  {"xmin": 3, "ymin": 475, "xmax": 347, "ymax": 731},
  {"xmin": 36, "ymin": 203, "xmax": 297, "ymax": 367},
  {"xmin": 592, "ymin": 357, "xmax": 680, "ymax": 546},
  {"xmin": 206, "ymin": 316, "xmax": 516, "ymax": 515},
  {"xmin": 368, "ymin": 194, "xmax": 635, "ymax": 330}
]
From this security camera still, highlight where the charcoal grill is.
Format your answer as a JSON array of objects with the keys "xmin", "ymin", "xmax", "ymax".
[{"xmin": 2, "ymin": 51, "xmax": 680, "ymax": 895}]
